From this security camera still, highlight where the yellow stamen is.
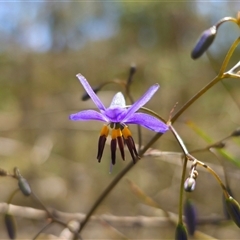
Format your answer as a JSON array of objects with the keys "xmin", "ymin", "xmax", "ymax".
[
  {"xmin": 100, "ymin": 125, "xmax": 109, "ymax": 137},
  {"xmin": 112, "ymin": 128, "xmax": 122, "ymax": 139},
  {"xmin": 122, "ymin": 126, "xmax": 132, "ymax": 139},
  {"xmin": 117, "ymin": 128, "xmax": 122, "ymax": 137}
]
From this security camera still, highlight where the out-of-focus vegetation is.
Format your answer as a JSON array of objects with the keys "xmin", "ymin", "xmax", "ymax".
[{"xmin": 0, "ymin": 2, "xmax": 240, "ymax": 239}]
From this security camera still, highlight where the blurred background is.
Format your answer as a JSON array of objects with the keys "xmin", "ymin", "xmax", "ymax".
[{"xmin": 0, "ymin": 1, "xmax": 240, "ymax": 239}]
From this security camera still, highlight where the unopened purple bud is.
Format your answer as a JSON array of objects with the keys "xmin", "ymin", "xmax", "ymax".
[
  {"xmin": 184, "ymin": 178, "xmax": 196, "ymax": 192},
  {"xmin": 184, "ymin": 199, "xmax": 197, "ymax": 235},
  {"xmin": 4, "ymin": 214, "xmax": 16, "ymax": 239},
  {"xmin": 223, "ymin": 187, "xmax": 233, "ymax": 219},
  {"xmin": 191, "ymin": 26, "xmax": 217, "ymax": 59},
  {"xmin": 127, "ymin": 64, "xmax": 137, "ymax": 85},
  {"xmin": 18, "ymin": 177, "xmax": 31, "ymax": 196},
  {"xmin": 225, "ymin": 196, "xmax": 240, "ymax": 228},
  {"xmin": 175, "ymin": 223, "xmax": 188, "ymax": 240}
]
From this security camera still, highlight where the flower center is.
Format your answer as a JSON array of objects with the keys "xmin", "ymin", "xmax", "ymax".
[{"xmin": 104, "ymin": 107, "xmax": 127, "ymax": 123}]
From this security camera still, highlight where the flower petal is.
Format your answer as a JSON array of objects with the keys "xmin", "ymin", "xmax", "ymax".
[
  {"xmin": 69, "ymin": 110, "xmax": 107, "ymax": 122},
  {"xmin": 123, "ymin": 84, "xmax": 159, "ymax": 120},
  {"xmin": 109, "ymin": 92, "xmax": 126, "ymax": 108},
  {"xmin": 76, "ymin": 74, "xmax": 106, "ymax": 111},
  {"xmin": 125, "ymin": 112, "xmax": 168, "ymax": 133}
]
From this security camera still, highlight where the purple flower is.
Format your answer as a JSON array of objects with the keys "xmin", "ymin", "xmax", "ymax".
[{"xmin": 69, "ymin": 74, "xmax": 168, "ymax": 165}]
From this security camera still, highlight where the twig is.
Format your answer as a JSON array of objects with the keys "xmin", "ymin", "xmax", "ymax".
[{"xmin": 0, "ymin": 203, "xmax": 228, "ymax": 227}]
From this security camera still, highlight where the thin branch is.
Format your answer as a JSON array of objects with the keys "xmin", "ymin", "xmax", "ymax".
[{"xmin": 0, "ymin": 202, "xmax": 228, "ymax": 227}]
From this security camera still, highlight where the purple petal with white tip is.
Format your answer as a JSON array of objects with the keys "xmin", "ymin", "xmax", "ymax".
[
  {"xmin": 109, "ymin": 92, "xmax": 126, "ymax": 108},
  {"xmin": 125, "ymin": 112, "xmax": 168, "ymax": 133},
  {"xmin": 76, "ymin": 74, "xmax": 106, "ymax": 111}
]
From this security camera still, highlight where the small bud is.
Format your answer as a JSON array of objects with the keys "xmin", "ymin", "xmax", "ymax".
[
  {"xmin": 18, "ymin": 177, "xmax": 31, "ymax": 196},
  {"xmin": 130, "ymin": 64, "xmax": 136, "ymax": 75},
  {"xmin": 13, "ymin": 167, "xmax": 21, "ymax": 179},
  {"xmin": 191, "ymin": 169, "xmax": 198, "ymax": 179},
  {"xmin": 184, "ymin": 199, "xmax": 197, "ymax": 235},
  {"xmin": 223, "ymin": 187, "xmax": 233, "ymax": 219},
  {"xmin": 230, "ymin": 128, "xmax": 240, "ymax": 137},
  {"xmin": 0, "ymin": 168, "xmax": 8, "ymax": 176},
  {"xmin": 4, "ymin": 214, "xmax": 16, "ymax": 239},
  {"xmin": 225, "ymin": 196, "xmax": 240, "ymax": 227},
  {"xmin": 175, "ymin": 223, "xmax": 188, "ymax": 240},
  {"xmin": 191, "ymin": 26, "xmax": 217, "ymax": 59},
  {"xmin": 210, "ymin": 142, "xmax": 225, "ymax": 149},
  {"xmin": 184, "ymin": 177, "xmax": 196, "ymax": 192},
  {"xmin": 127, "ymin": 64, "xmax": 136, "ymax": 85}
]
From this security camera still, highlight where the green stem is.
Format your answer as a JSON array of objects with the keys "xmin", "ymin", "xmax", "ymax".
[
  {"xmin": 209, "ymin": 149, "xmax": 230, "ymax": 189},
  {"xmin": 219, "ymin": 37, "xmax": 240, "ymax": 76},
  {"xmin": 7, "ymin": 189, "xmax": 19, "ymax": 205},
  {"xmin": 139, "ymin": 106, "xmax": 167, "ymax": 123},
  {"xmin": 171, "ymin": 75, "xmax": 220, "ymax": 122},
  {"xmin": 178, "ymin": 157, "xmax": 188, "ymax": 224},
  {"xmin": 172, "ymin": 37, "xmax": 240, "ymax": 123},
  {"xmin": 169, "ymin": 125, "xmax": 188, "ymax": 155},
  {"xmin": 32, "ymin": 221, "xmax": 53, "ymax": 240},
  {"xmin": 215, "ymin": 17, "xmax": 238, "ymax": 29},
  {"xmin": 32, "ymin": 192, "xmax": 67, "ymax": 228},
  {"xmin": 169, "ymin": 125, "xmax": 189, "ymax": 224},
  {"xmin": 170, "ymin": 124, "xmax": 230, "ymax": 221}
]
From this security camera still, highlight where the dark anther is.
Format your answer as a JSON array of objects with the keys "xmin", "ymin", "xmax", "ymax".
[
  {"xmin": 117, "ymin": 136, "xmax": 125, "ymax": 160},
  {"xmin": 97, "ymin": 135, "xmax": 107, "ymax": 162},
  {"xmin": 111, "ymin": 138, "xmax": 117, "ymax": 165}
]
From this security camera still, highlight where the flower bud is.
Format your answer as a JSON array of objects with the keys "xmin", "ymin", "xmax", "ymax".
[
  {"xmin": 231, "ymin": 128, "xmax": 240, "ymax": 137},
  {"xmin": 184, "ymin": 199, "xmax": 197, "ymax": 235},
  {"xmin": 18, "ymin": 177, "xmax": 31, "ymax": 196},
  {"xmin": 0, "ymin": 168, "xmax": 8, "ymax": 176},
  {"xmin": 184, "ymin": 177, "xmax": 196, "ymax": 192},
  {"xmin": 175, "ymin": 223, "xmax": 188, "ymax": 240},
  {"xmin": 4, "ymin": 213, "xmax": 16, "ymax": 239},
  {"xmin": 127, "ymin": 64, "xmax": 136, "ymax": 85},
  {"xmin": 223, "ymin": 187, "xmax": 233, "ymax": 219},
  {"xmin": 225, "ymin": 196, "xmax": 240, "ymax": 227},
  {"xmin": 210, "ymin": 142, "xmax": 225, "ymax": 149},
  {"xmin": 191, "ymin": 26, "xmax": 217, "ymax": 59}
]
